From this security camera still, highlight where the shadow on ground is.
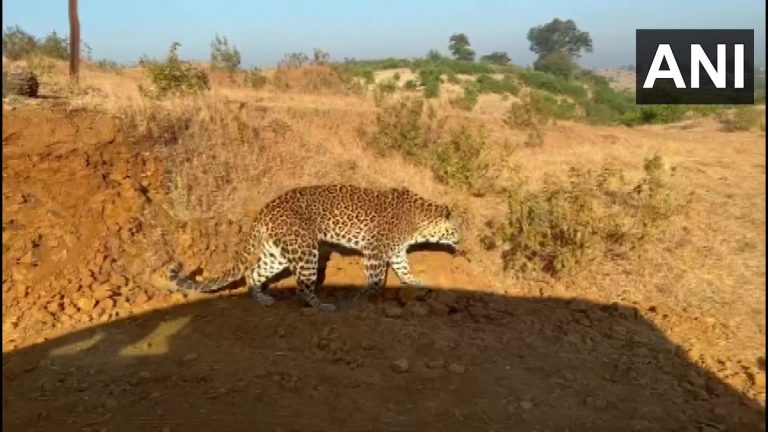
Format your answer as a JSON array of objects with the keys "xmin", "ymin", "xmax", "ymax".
[{"xmin": 3, "ymin": 285, "xmax": 765, "ymax": 432}]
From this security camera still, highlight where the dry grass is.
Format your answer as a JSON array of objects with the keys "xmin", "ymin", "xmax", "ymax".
[{"xmin": 6, "ymin": 57, "xmax": 765, "ymax": 369}]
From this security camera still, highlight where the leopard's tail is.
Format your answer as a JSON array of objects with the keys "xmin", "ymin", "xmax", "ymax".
[{"xmin": 168, "ymin": 261, "xmax": 247, "ymax": 293}]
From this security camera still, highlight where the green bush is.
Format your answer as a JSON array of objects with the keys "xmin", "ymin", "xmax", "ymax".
[
  {"xmin": 533, "ymin": 51, "xmax": 576, "ymax": 77},
  {"xmin": 450, "ymin": 83, "xmax": 479, "ymax": 111},
  {"xmin": 529, "ymin": 91, "xmax": 578, "ymax": 120},
  {"xmin": 419, "ymin": 66, "xmax": 442, "ymax": 98},
  {"xmin": 586, "ymin": 80, "xmax": 635, "ymax": 123},
  {"xmin": 369, "ymin": 97, "xmax": 430, "ymax": 158},
  {"xmin": 373, "ymin": 77, "xmax": 398, "ymax": 105},
  {"xmin": 37, "ymin": 30, "xmax": 68, "ymax": 60},
  {"xmin": 480, "ymin": 51, "xmax": 511, "ymax": 65},
  {"xmin": 366, "ymin": 97, "xmax": 487, "ymax": 190},
  {"xmin": 403, "ymin": 79, "xmax": 419, "ymax": 90},
  {"xmin": 474, "ymin": 74, "xmax": 519, "ymax": 95},
  {"xmin": 499, "ymin": 155, "xmax": 688, "ymax": 276},
  {"xmin": 210, "ymin": 34, "xmax": 241, "ymax": 73},
  {"xmin": 2, "ymin": 26, "xmax": 38, "ymax": 60},
  {"xmin": 629, "ymin": 105, "xmax": 687, "ymax": 125},
  {"xmin": 139, "ymin": 43, "xmax": 210, "ymax": 98},
  {"xmin": 432, "ymin": 125, "xmax": 488, "ymax": 190},
  {"xmin": 360, "ymin": 68, "xmax": 375, "ymax": 84},
  {"xmin": 517, "ymin": 69, "xmax": 587, "ymax": 101},
  {"xmin": 244, "ymin": 67, "xmax": 268, "ymax": 89}
]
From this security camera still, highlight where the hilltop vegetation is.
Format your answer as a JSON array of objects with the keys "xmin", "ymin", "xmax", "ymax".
[{"xmin": 2, "ymin": 19, "xmax": 765, "ymax": 281}]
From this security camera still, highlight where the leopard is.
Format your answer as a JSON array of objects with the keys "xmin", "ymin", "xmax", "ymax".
[{"xmin": 168, "ymin": 184, "xmax": 461, "ymax": 312}]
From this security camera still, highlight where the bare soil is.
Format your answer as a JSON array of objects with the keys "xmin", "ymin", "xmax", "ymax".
[{"xmin": 2, "ymin": 103, "xmax": 766, "ymax": 431}]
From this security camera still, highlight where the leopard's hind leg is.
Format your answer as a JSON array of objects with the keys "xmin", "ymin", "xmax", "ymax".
[
  {"xmin": 355, "ymin": 251, "xmax": 388, "ymax": 302},
  {"xmin": 245, "ymin": 241, "xmax": 289, "ymax": 306},
  {"xmin": 283, "ymin": 239, "xmax": 336, "ymax": 312}
]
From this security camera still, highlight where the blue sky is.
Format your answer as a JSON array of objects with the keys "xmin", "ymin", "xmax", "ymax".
[{"xmin": 3, "ymin": 0, "xmax": 765, "ymax": 68}]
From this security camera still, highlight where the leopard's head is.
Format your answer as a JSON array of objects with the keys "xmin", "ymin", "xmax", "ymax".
[{"xmin": 411, "ymin": 203, "xmax": 461, "ymax": 249}]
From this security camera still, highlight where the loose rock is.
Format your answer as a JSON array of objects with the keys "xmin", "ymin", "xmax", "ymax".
[
  {"xmin": 391, "ymin": 358, "xmax": 409, "ymax": 373},
  {"xmin": 384, "ymin": 306, "xmax": 403, "ymax": 318},
  {"xmin": 426, "ymin": 360, "xmax": 445, "ymax": 369}
]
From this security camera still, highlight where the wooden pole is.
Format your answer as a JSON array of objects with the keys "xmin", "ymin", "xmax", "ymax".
[{"xmin": 68, "ymin": 0, "xmax": 80, "ymax": 84}]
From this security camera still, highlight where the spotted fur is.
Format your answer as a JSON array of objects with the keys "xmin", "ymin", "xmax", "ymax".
[{"xmin": 169, "ymin": 184, "xmax": 461, "ymax": 311}]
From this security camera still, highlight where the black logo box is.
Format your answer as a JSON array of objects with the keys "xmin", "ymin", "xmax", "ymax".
[{"xmin": 636, "ymin": 29, "xmax": 754, "ymax": 104}]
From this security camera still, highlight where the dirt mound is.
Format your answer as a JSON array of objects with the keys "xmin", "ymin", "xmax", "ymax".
[
  {"xmin": 2, "ymin": 105, "xmax": 163, "ymax": 341},
  {"xmin": 270, "ymin": 65, "xmax": 350, "ymax": 93}
]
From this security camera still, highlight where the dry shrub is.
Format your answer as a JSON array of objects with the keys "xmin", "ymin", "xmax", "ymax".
[
  {"xmin": 496, "ymin": 155, "xmax": 690, "ymax": 277},
  {"xmin": 118, "ymin": 97, "xmax": 267, "ymax": 221},
  {"xmin": 717, "ymin": 107, "xmax": 761, "ymax": 132},
  {"xmin": 244, "ymin": 67, "xmax": 268, "ymax": 89},
  {"xmin": 505, "ymin": 93, "xmax": 553, "ymax": 147},
  {"xmin": 271, "ymin": 65, "xmax": 347, "ymax": 93}
]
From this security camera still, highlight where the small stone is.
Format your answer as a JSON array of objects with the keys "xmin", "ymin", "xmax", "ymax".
[
  {"xmin": 92, "ymin": 285, "xmax": 115, "ymax": 300},
  {"xmin": 448, "ymin": 363, "xmax": 466, "ymax": 374},
  {"xmin": 80, "ymin": 274, "xmax": 95, "ymax": 288},
  {"xmin": 76, "ymin": 297, "xmax": 96, "ymax": 312},
  {"xmin": 585, "ymin": 396, "xmax": 608, "ymax": 409},
  {"xmin": 699, "ymin": 420, "xmax": 727, "ymax": 432},
  {"xmin": 617, "ymin": 306, "xmax": 637, "ymax": 320},
  {"xmin": 2, "ymin": 319, "xmax": 17, "ymax": 332},
  {"xmin": 749, "ymin": 371, "xmax": 766, "ymax": 390},
  {"xmin": 98, "ymin": 298, "xmax": 115, "ymax": 311},
  {"xmin": 426, "ymin": 360, "xmax": 445, "ymax": 369},
  {"xmin": 391, "ymin": 358, "xmax": 409, "ymax": 373},
  {"xmin": 433, "ymin": 290, "xmax": 457, "ymax": 306},
  {"xmin": 182, "ymin": 353, "xmax": 198, "ymax": 362},
  {"xmin": 519, "ymin": 400, "xmax": 533, "ymax": 410},
  {"xmin": 467, "ymin": 304, "xmax": 488, "ymax": 317},
  {"xmin": 426, "ymin": 300, "xmax": 450, "ymax": 316},
  {"xmin": 46, "ymin": 302, "xmax": 62, "ymax": 314},
  {"xmin": 573, "ymin": 313, "xmax": 592, "ymax": 327},
  {"xmin": 385, "ymin": 306, "xmax": 403, "ymax": 318},
  {"xmin": 630, "ymin": 420, "xmax": 652, "ymax": 431},
  {"xmin": 110, "ymin": 274, "xmax": 128, "ymax": 288},
  {"xmin": 687, "ymin": 372, "xmax": 706, "ymax": 389},
  {"xmin": 135, "ymin": 290, "xmax": 150, "ymax": 305},
  {"xmin": 104, "ymin": 398, "xmax": 118, "ymax": 409},
  {"xmin": 275, "ymin": 328, "xmax": 286, "ymax": 338},
  {"xmin": 409, "ymin": 303, "xmax": 428, "ymax": 317}
]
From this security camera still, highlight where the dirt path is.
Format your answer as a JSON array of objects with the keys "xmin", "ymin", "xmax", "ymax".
[
  {"xmin": 2, "ymin": 104, "xmax": 765, "ymax": 431},
  {"xmin": 3, "ymin": 283, "xmax": 765, "ymax": 432}
]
